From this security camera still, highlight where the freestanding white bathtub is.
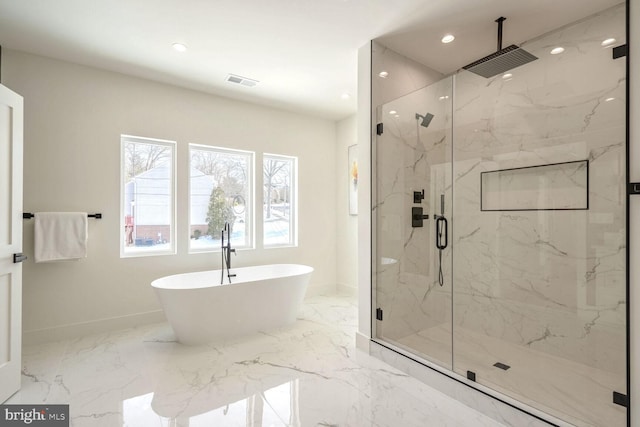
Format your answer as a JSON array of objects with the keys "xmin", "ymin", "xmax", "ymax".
[{"xmin": 151, "ymin": 264, "xmax": 313, "ymax": 345}]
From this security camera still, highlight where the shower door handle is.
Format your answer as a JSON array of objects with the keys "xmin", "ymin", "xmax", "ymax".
[{"xmin": 436, "ymin": 216, "xmax": 448, "ymax": 250}]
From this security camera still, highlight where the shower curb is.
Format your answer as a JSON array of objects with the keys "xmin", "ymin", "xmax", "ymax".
[{"xmin": 369, "ymin": 340, "xmax": 574, "ymax": 427}]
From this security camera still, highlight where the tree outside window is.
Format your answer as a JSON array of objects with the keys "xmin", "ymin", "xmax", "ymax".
[
  {"xmin": 189, "ymin": 145, "xmax": 253, "ymax": 252},
  {"xmin": 263, "ymin": 154, "xmax": 297, "ymax": 247}
]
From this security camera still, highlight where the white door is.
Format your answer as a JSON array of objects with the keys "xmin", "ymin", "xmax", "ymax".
[{"xmin": 0, "ymin": 84, "xmax": 23, "ymax": 403}]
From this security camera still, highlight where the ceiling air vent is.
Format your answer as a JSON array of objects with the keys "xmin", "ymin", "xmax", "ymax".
[{"xmin": 225, "ymin": 74, "xmax": 259, "ymax": 87}]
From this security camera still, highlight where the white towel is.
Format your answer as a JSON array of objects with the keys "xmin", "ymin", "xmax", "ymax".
[{"xmin": 34, "ymin": 212, "xmax": 88, "ymax": 262}]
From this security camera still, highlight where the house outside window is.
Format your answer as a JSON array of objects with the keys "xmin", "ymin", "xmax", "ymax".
[
  {"xmin": 189, "ymin": 144, "xmax": 254, "ymax": 252},
  {"xmin": 263, "ymin": 154, "xmax": 297, "ymax": 247},
  {"xmin": 121, "ymin": 135, "xmax": 176, "ymax": 257}
]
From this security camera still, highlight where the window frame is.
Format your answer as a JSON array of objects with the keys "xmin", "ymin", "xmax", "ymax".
[
  {"xmin": 188, "ymin": 143, "xmax": 255, "ymax": 253},
  {"xmin": 263, "ymin": 153, "xmax": 298, "ymax": 248},
  {"xmin": 120, "ymin": 135, "xmax": 177, "ymax": 258}
]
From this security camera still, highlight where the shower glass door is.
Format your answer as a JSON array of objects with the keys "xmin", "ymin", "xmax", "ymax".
[
  {"xmin": 373, "ymin": 77, "xmax": 453, "ymax": 370},
  {"xmin": 373, "ymin": 4, "xmax": 626, "ymax": 427},
  {"xmin": 451, "ymin": 5, "xmax": 626, "ymax": 426}
]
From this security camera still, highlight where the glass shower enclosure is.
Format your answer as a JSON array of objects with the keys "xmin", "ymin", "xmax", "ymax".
[{"xmin": 372, "ymin": 5, "xmax": 627, "ymax": 427}]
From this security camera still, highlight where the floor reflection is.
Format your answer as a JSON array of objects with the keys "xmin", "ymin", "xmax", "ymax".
[
  {"xmin": 124, "ymin": 380, "xmax": 299, "ymax": 427},
  {"xmin": 12, "ymin": 294, "xmax": 508, "ymax": 427}
]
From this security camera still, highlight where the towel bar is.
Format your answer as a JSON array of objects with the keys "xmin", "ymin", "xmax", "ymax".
[{"xmin": 23, "ymin": 213, "xmax": 102, "ymax": 219}]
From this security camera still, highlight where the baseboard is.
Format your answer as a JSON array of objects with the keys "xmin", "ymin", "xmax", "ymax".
[
  {"xmin": 22, "ymin": 310, "xmax": 166, "ymax": 345},
  {"xmin": 337, "ymin": 283, "xmax": 357, "ymax": 296},
  {"xmin": 304, "ymin": 283, "xmax": 338, "ymax": 297},
  {"xmin": 355, "ymin": 331, "xmax": 370, "ymax": 352}
]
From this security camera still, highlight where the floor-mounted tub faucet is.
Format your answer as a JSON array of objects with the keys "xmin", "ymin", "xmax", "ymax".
[{"xmin": 221, "ymin": 222, "xmax": 236, "ymax": 284}]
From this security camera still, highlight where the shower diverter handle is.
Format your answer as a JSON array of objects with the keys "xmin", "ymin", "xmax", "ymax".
[{"xmin": 435, "ymin": 216, "xmax": 448, "ymax": 250}]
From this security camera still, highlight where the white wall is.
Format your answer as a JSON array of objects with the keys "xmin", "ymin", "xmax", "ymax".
[
  {"xmin": 3, "ymin": 49, "xmax": 338, "ymax": 341},
  {"xmin": 335, "ymin": 115, "xmax": 357, "ymax": 291}
]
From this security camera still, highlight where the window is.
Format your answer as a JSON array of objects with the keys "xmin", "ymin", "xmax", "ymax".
[
  {"xmin": 263, "ymin": 154, "xmax": 297, "ymax": 247},
  {"xmin": 189, "ymin": 144, "xmax": 253, "ymax": 252},
  {"xmin": 121, "ymin": 135, "xmax": 176, "ymax": 257}
]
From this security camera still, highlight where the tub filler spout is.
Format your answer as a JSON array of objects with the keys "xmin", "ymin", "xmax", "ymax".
[{"xmin": 221, "ymin": 222, "xmax": 236, "ymax": 284}]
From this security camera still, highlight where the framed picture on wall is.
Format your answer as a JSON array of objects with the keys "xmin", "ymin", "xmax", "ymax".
[{"xmin": 348, "ymin": 144, "xmax": 358, "ymax": 215}]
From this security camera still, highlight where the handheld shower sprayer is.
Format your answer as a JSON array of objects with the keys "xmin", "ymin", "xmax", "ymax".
[{"xmin": 435, "ymin": 194, "xmax": 448, "ymax": 287}]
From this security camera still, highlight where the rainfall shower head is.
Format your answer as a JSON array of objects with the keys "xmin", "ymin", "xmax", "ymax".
[
  {"xmin": 463, "ymin": 17, "xmax": 538, "ymax": 78},
  {"xmin": 416, "ymin": 112, "xmax": 434, "ymax": 128}
]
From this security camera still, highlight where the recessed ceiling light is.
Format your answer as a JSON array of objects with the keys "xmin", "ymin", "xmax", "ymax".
[
  {"xmin": 550, "ymin": 47, "xmax": 565, "ymax": 55},
  {"xmin": 389, "ymin": 110, "xmax": 397, "ymax": 115},
  {"xmin": 395, "ymin": 115, "xmax": 400, "ymax": 118},
  {"xmin": 438, "ymin": 95, "xmax": 449, "ymax": 100},
  {"xmin": 502, "ymin": 73, "xmax": 513, "ymax": 79},
  {"xmin": 601, "ymin": 38, "xmax": 616, "ymax": 47},
  {"xmin": 378, "ymin": 71, "xmax": 389, "ymax": 78},
  {"xmin": 605, "ymin": 97, "xmax": 615, "ymax": 102},
  {"xmin": 172, "ymin": 43, "xmax": 187, "ymax": 52},
  {"xmin": 441, "ymin": 34, "xmax": 455, "ymax": 44},
  {"xmin": 341, "ymin": 93, "xmax": 351, "ymax": 100}
]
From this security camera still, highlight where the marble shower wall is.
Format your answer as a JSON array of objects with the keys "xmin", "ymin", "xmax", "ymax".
[
  {"xmin": 452, "ymin": 3, "xmax": 626, "ymax": 376},
  {"xmin": 371, "ymin": 41, "xmax": 444, "ymax": 107},
  {"xmin": 450, "ymin": 5, "xmax": 627, "ymax": 426},
  {"xmin": 373, "ymin": 3, "xmax": 626, "ymax": 426},
  {"xmin": 371, "ymin": 42, "xmax": 449, "ymax": 362},
  {"xmin": 374, "ymin": 77, "xmax": 454, "ymax": 367}
]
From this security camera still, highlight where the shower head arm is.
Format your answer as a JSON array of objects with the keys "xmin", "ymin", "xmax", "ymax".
[
  {"xmin": 495, "ymin": 17, "xmax": 506, "ymax": 51},
  {"xmin": 462, "ymin": 15, "xmax": 537, "ymax": 78}
]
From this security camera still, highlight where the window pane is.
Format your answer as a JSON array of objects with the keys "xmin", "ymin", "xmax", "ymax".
[
  {"xmin": 121, "ymin": 136, "xmax": 175, "ymax": 256},
  {"xmin": 263, "ymin": 155, "xmax": 296, "ymax": 247},
  {"xmin": 190, "ymin": 145, "xmax": 253, "ymax": 251}
]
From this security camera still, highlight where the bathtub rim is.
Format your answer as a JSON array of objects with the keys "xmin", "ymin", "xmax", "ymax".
[{"xmin": 151, "ymin": 263, "xmax": 314, "ymax": 290}]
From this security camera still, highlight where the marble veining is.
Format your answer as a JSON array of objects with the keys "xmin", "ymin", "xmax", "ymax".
[
  {"xmin": 373, "ymin": 4, "xmax": 626, "ymax": 427},
  {"xmin": 8, "ymin": 294, "xmax": 509, "ymax": 427}
]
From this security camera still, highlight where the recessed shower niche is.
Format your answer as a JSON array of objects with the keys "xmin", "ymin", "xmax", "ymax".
[
  {"xmin": 480, "ymin": 160, "xmax": 589, "ymax": 211},
  {"xmin": 372, "ymin": 4, "xmax": 627, "ymax": 427}
]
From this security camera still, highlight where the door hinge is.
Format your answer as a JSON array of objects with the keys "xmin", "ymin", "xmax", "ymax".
[
  {"xmin": 628, "ymin": 183, "xmax": 640, "ymax": 195},
  {"xmin": 613, "ymin": 44, "xmax": 627, "ymax": 59},
  {"xmin": 376, "ymin": 308, "xmax": 383, "ymax": 321},
  {"xmin": 376, "ymin": 123, "xmax": 383, "ymax": 135},
  {"xmin": 13, "ymin": 253, "xmax": 27, "ymax": 263},
  {"xmin": 613, "ymin": 391, "xmax": 628, "ymax": 407},
  {"xmin": 467, "ymin": 371, "xmax": 476, "ymax": 382}
]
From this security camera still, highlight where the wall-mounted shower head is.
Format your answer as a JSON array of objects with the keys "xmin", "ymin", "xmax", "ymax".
[
  {"xmin": 416, "ymin": 112, "xmax": 434, "ymax": 128},
  {"xmin": 463, "ymin": 17, "xmax": 538, "ymax": 78}
]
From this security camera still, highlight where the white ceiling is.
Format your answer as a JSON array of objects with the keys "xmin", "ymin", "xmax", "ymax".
[{"xmin": 0, "ymin": 0, "xmax": 623, "ymax": 121}]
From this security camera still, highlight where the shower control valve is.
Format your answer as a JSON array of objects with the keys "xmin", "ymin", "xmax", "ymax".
[{"xmin": 412, "ymin": 207, "xmax": 429, "ymax": 227}]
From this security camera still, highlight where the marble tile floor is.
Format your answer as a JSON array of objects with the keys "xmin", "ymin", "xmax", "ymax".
[
  {"xmin": 395, "ymin": 325, "xmax": 625, "ymax": 427},
  {"xmin": 8, "ymin": 293, "xmax": 508, "ymax": 427}
]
